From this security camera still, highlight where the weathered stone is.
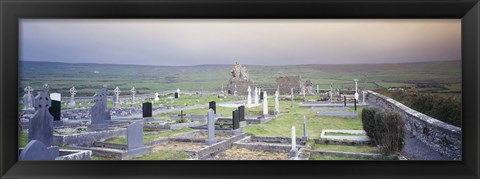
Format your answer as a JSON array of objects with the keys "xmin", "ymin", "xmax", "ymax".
[
  {"xmin": 89, "ymin": 86, "xmax": 109, "ymax": 131},
  {"xmin": 276, "ymin": 76, "xmax": 301, "ymax": 95},
  {"xmin": 19, "ymin": 140, "xmax": 59, "ymax": 160},
  {"xmin": 206, "ymin": 109, "xmax": 217, "ymax": 145},
  {"xmin": 23, "ymin": 86, "xmax": 34, "ymax": 110},
  {"xmin": 228, "ymin": 62, "xmax": 253, "ymax": 95},
  {"xmin": 29, "ymin": 91, "xmax": 54, "ymax": 146}
]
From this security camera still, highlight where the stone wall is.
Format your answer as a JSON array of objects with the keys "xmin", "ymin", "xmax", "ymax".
[
  {"xmin": 365, "ymin": 90, "xmax": 461, "ymax": 160},
  {"xmin": 276, "ymin": 76, "xmax": 301, "ymax": 95}
]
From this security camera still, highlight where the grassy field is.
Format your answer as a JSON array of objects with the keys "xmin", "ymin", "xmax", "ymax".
[{"xmin": 19, "ymin": 61, "xmax": 461, "ymax": 98}]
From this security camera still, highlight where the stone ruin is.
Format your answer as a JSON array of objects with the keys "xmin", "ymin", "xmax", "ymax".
[
  {"xmin": 304, "ymin": 80, "xmax": 315, "ymax": 95},
  {"xmin": 228, "ymin": 62, "xmax": 253, "ymax": 95},
  {"xmin": 276, "ymin": 76, "xmax": 301, "ymax": 95}
]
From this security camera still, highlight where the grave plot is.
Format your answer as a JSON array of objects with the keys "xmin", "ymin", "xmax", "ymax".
[{"xmin": 316, "ymin": 111, "xmax": 359, "ymax": 119}]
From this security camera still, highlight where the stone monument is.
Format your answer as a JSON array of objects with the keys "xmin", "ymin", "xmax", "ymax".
[
  {"xmin": 247, "ymin": 86, "xmax": 252, "ymax": 107},
  {"xmin": 354, "ymin": 79, "xmax": 359, "ymax": 100},
  {"xmin": 274, "ymin": 90, "xmax": 280, "ymax": 115},
  {"xmin": 22, "ymin": 86, "xmax": 34, "ymax": 110},
  {"xmin": 131, "ymin": 86, "xmax": 136, "ymax": 103},
  {"xmin": 113, "ymin": 86, "xmax": 121, "ymax": 108},
  {"xmin": 88, "ymin": 86, "xmax": 109, "ymax": 131},
  {"xmin": 69, "ymin": 86, "xmax": 77, "ymax": 107},
  {"xmin": 228, "ymin": 62, "xmax": 253, "ymax": 95},
  {"xmin": 262, "ymin": 91, "xmax": 268, "ymax": 115}
]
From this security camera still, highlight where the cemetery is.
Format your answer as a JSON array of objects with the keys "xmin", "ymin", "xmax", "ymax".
[{"xmin": 18, "ymin": 62, "xmax": 461, "ymax": 161}]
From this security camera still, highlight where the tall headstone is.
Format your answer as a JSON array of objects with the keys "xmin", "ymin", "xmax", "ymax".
[
  {"xmin": 232, "ymin": 109, "xmax": 240, "ymax": 129},
  {"xmin": 209, "ymin": 101, "xmax": 216, "ymax": 114},
  {"xmin": 302, "ymin": 115, "xmax": 308, "ymax": 142},
  {"xmin": 206, "ymin": 109, "xmax": 217, "ymax": 145},
  {"xmin": 233, "ymin": 84, "xmax": 237, "ymax": 96},
  {"xmin": 89, "ymin": 86, "xmax": 109, "ymax": 131},
  {"xmin": 254, "ymin": 87, "xmax": 259, "ymax": 105},
  {"xmin": 302, "ymin": 86, "xmax": 306, "ymax": 98},
  {"xmin": 127, "ymin": 121, "xmax": 148, "ymax": 158},
  {"xmin": 238, "ymin": 105, "xmax": 245, "ymax": 121},
  {"xmin": 131, "ymin": 87, "xmax": 136, "ymax": 103},
  {"xmin": 154, "ymin": 92, "xmax": 160, "ymax": 101},
  {"xmin": 69, "ymin": 86, "xmax": 77, "ymax": 107},
  {"xmin": 262, "ymin": 91, "xmax": 268, "ymax": 115},
  {"xmin": 113, "ymin": 86, "xmax": 121, "ymax": 108},
  {"xmin": 42, "ymin": 83, "xmax": 50, "ymax": 93},
  {"xmin": 176, "ymin": 88, "xmax": 180, "ymax": 98},
  {"xmin": 362, "ymin": 91, "xmax": 366, "ymax": 104},
  {"xmin": 49, "ymin": 93, "xmax": 61, "ymax": 121},
  {"xmin": 290, "ymin": 126, "xmax": 297, "ymax": 157},
  {"xmin": 247, "ymin": 86, "xmax": 252, "ymax": 107},
  {"xmin": 23, "ymin": 86, "xmax": 34, "ymax": 110},
  {"xmin": 290, "ymin": 88, "xmax": 294, "ymax": 108},
  {"xmin": 329, "ymin": 83, "xmax": 333, "ymax": 103},
  {"xmin": 274, "ymin": 90, "xmax": 280, "ymax": 115},
  {"xmin": 354, "ymin": 79, "xmax": 359, "ymax": 100},
  {"xmin": 29, "ymin": 91, "xmax": 54, "ymax": 146},
  {"xmin": 354, "ymin": 98, "xmax": 357, "ymax": 112},
  {"xmin": 316, "ymin": 84, "xmax": 319, "ymax": 94},
  {"xmin": 142, "ymin": 102, "xmax": 152, "ymax": 118}
]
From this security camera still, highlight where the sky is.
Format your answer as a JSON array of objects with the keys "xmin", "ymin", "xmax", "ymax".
[{"xmin": 20, "ymin": 19, "xmax": 461, "ymax": 66}]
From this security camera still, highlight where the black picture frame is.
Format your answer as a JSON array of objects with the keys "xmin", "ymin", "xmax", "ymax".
[{"xmin": 1, "ymin": 0, "xmax": 479, "ymax": 178}]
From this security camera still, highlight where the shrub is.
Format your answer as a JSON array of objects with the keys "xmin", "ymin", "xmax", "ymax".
[
  {"xmin": 361, "ymin": 107, "xmax": 380, "ymax": 145},
  {"xmin": 374, "ymin": 111, "xmax": 406, "ymax": 155}
]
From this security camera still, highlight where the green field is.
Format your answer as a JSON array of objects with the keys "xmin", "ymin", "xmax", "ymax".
[{"xmin": 19, "ymin": 61, "xmax": 461, "ymax": 98}]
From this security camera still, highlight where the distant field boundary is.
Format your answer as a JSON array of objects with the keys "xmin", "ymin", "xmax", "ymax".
[{"xmin": 366, "ymin": 90, "xmax": 461, "ymax": 160}]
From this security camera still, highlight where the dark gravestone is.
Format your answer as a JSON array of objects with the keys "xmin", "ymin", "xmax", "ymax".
[
  {"xmin": 89, "ymin": 86, "xmax": 109, "ymax": 131},
  {"xmin": 232, "ymin": 110, "xmax": 240, "ymax": 130},
  {"xmin": 260, "ymin": 91, "xmax": 264, "ymax": 100},
  {"xmin": 354, "ymin": 99, "xmax": 357, "ymax": 111},
  {"xmin": 209, "ymin": 101, "xmax": 216, "ymax": 114},
  {"xmin": 344, "ymin": 96, "xmax": 347, "ymax": 107},
  {"xmin": 238, "ymin": 105, "xmax": 245, "ymax": 121},
  {"xmin": 49, "ymin": 100, "xmax": 61, "ymax": 121},
  {"xmin": 29, "ymin": 91, "xmax": 54, "ymax": 147},
  {"xmin": 174, "ymin": 92, "xmax": 179, "ymax": 99},
  {"xmin": 142, "ymin": 102, "xmax": 152, "ymax": 118},
  {"xmin": 19, "ymin": 140, "xmax": 59, "ymax": 160},
  {"xmin": 127, "ymin": 121, "xmax": 148, "ymax": 158}
]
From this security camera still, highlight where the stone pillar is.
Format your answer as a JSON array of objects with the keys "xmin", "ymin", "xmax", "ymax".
[
  {"xmin": 290, "ymin": 126, "xmax": 297, "ymax": 158},
  {"xmin": 206, "ymin": 109, "xmax": 217, "ymax": 145},
  {"xmin": 274, "ymin": 90, "xmax": 280, "ymax": 115},
  {"xmin": 247, "ymin": 86, "xmax": 252, "ymax": 107},
  {"xmin": 354, "ymin": 79, "xmax": 359, "ymax": 100},
  {"xmin": 254, "ymin": 87, "xmax": 259, "ymax": 105},
  {"xmin": 302, "ymin": 115, "xmax": 308, "ymax": 142},
  {"xmin": 263, "ymin": 91, "xmax": 268, "ymax": 115},
  {"xmin": 290, "ymin": 88, "xmax": 294, "ymax": 108}
]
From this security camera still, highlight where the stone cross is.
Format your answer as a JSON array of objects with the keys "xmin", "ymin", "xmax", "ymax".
[
  {"xmin": 89, "ymin": 86, "xmax": 109, "ymax": 131},
  {"xmin": 69, "ymin": 86, "xmax": 77, "ymax": 106},
  {"xmin": 316, "ymin": 84, "xmax": 319, "ymax": 94},
  {"xmin": 23, "ymin": 86, "xmax": 34, "ymax": 110},
  {"xmin": 254, "ymin": 87, "xmax": 259, "ymax": 105},
  {"xmin": 354, "ymin": 79, "xmax": 359, "ymax": 100},
  {"xmin": 206, "ymin": 109, "xmax": 217, "ymax": 145},
  {"xmin": 113, "ymin": 86, "xmax": 121, "ymax": 102},
  {"xmin": 302, "ymin": 115, "xmax": 308, "ymax": 141},
  {"xmin": 42, "ymin": 83, "xmax": 49, "ymax": 92},
  {"xmin": 247, "ymin": 86, "xmax": 252, "ymax": 107},
  {"xmin": 262, "ymin": 91, "xmax": 268, "ymax": 115},
  {"xmin": 274, "ymin": 90, "xmax": 280, "ymax": 115},
  {"xmin": 290, "ymin": 88, "xmax": 294, "ymax": 108},
  {"xmin": 131, "ymin": 87, "xmax": 136, "ymax": 103},
  {"xmin": 29, "ymin": 91, "xmax": 54, "ymax": 146}
]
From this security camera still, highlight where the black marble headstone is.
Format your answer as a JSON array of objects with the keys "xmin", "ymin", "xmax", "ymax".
[
  {"xmin": 354, "ymin": 99, "xmax": 357, "ymax": 111},
  {"xmin": 232, "ymin": 110, "xmax": 240, "ymax": 129},
  {"xmin": 344, "ymin": 96, "xmax": 347, "ymax": 107},
  {"xmin": 174, "ymin": 92, "xmax": 179, "ymax": 98},
  {"xmin": 49, "ymin": 100, "xmax": 61, "ymax": 121},
  {"xmin": 142, "ymin": 102, "xmax": 152, "ymax": 117},
  {"xmin": 209, "ymin": 101, "xmax": 216, "ymax": 114},
  {"xmin": 238, "ymin": 105, "xmax": 245, "ymax": 121},
  {"xmin": 260, "ymin": 91, "xmax": 264, "ymax": 100}
]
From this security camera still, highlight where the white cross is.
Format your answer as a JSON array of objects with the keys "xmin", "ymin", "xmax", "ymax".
[
  {"xmin": 24, "ymin": 86, "xmax": 33, "ymax": 94},
  {"xmin": 114, "ymin": 86, "xmax": 121, "ymax": 95},
  {"xmin": 131, "ymin": 87, "xmax": 136, "ymax": 94},
  {"xmin": 70, "ymin": 86, "xmax": 77, "ymax": 95},
  {"xmin": 42, "ymin": 83, "xmax": 49, "ymax": 92}
]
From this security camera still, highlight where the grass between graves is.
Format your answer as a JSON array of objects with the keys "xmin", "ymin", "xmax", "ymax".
[
  {"xmin": 242, "ymin": 98, "xmax": 363, "ymax": 138},
  {"xmin": 309, "ymin": 154, "xmax": 376, "ymax": 160},
  {"xmin": 104, "ymin": 128, "xmax": 195, "ymax": 144},
  {"xmin": 132, "ymin": 149, "xmax": 191, "ymax": 160},
  {"xmin": 312, "ymin": 144, "xmax": 378, "ymax": 153}
]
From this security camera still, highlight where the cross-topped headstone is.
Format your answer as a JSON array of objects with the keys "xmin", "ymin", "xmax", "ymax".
[
  {"xmin": 131, "ymin": 87, "xmax": 136, "ymax": 103},
  {"xmin": 29, "ymin": 91, "xmax": 54, "ymax": 146},
  {"xmin": 274, "ymin": 90, "xmax": 280, "ymax": 115},
  {"xmin": 263, "ymin": 91, "xmax": 268, "ymax": 115},
  {"xmin": 354, "ymin": 79, "xmax": 359, "ymax": 100},
  {"xmin": 206, "ymin": 109, "xmax": 217, "ymax": 145},
  {"xmin": 42, "ymin": 83, "xmax": 49, "ymax": 92},
  {"xmin": 23, "ymin": 86, "xmax": 34, "ymax": 110},
  {"xmin": 254, "ymin": 87, "xmax": 259, "ymax": 105},
  {"xmin": 154, "ymin": 92, "xmax": 160, "ymax": 101},
  {"xmin": 247, "ymin": 86, "xmax": 252, "ymax": 107},
  {"xmin": 88, "ymin": 86, "xmax": 109, "ymax": 131},
  {"xmin": 113, "ymin": 86, "xmax": 121, "ymax": 106},
  {"xmin": 69, "ymin": 86, "xmax": 77, "ymax": 107}
]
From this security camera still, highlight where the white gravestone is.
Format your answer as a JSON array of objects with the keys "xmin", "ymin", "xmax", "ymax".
[
  {"xmin": 354, "ymin": 79, "xmax": 359, "ymax": 100},
  {"xmin": 302, "ymin": 115, "xmax": 308, "ymax": 141},
  {"xmin": 23, "ymin": 86, "xmax": 34, "ymax": 110},
  {"xmin": 330, "ymin": 83, "xmax": 333, "ymax": 103},
  {"xmin": 43, "ymin": 83, "xmax": 49, "ymax": 92},
  {"xmin": 113, "ymin": 86, "xmax": 121, "ymax": 108},
  {"xmin": 247, "ymin": 86, "xmax": 252, "ymax": 107},
  {"xmin": 290, "ymin": 88, "xmax": 294, "ymax": 108},
  {"xmin": 291, "ymin": 126, "xmax": 296, "ymax": 152},
  {"xmin": 176, "ymin": 88, "xmax": 180, "ymax": 98},
  {"xmin": 131, "ymin": 87, "xmax": 136, "ymax": 104},
  {"xmin": 69, "ymin": 86, "xmax": 77, "ymax": 107},
  {"xmin": 154, "ymin": 92, "xmax": 160, "ymax": 101},
  {"xmin": 274, "ymin": 90, "xmax": 280, "ymax": 115},
  {"xmin": 254, "ymin": 87, "xmax": 259, "ymax": 105},
  {"xmin": 262, "ymin": 91, "xmax": 268, "ymax": 115}
]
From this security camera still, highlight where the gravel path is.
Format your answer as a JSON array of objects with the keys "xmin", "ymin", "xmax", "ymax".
[{"xmin": 401, "ymin": 132, "xmax": 450, "ymax": 160}]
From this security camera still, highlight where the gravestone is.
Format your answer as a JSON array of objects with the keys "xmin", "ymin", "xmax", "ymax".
[
  {"xmin": 43, "ymin": 83, "xmax": 50, "ymax": 92},
  {"xmin": 154, "ymin": 92, "xmax": 160, "ymax": 101},
  {"xmin": 260, "ymin": 90, "xmax": 264, "ymax": 100},
  {"xmin": 29, "ymin": 91, "xmax": 54, "ymax": 146},
  {"xmin": 232, "ymin": 110, "xmax": 240, "ymax": 129},
  {"xmin": 316, "ymin": 84, "xmax": 319, "ymax": 94},
  {"xmin": 127, "ymin": 121, "xmax": 148, "ymax": 158},
  {"xmin": 174, "ymin": 92, "xmax": 179, "ymax": 99},
  {"xmin": 176, "ymin": 88, "xmax": 180, "ymax": 98},
  {"xmin": 362, "ymin": 91, "xmax": 366, "ymax": 104},
  {"xmin": 206, "ymin": 109, "xmax": 217, "ymax": 145},
  {"xmin": 23, "ymin": 86, "xmax": 34, "ymax": 110},
  {"xmin": 290, "ymin": 126, "xmax": 297, "ymax": 158},
  {"xmin": 302, "ymin": 115, "xmax": 308, "ymax": 142},
  {"xmin": 276, "ymin": 76, "xmax": 301, "ymax": 95},
  {"xmin": 290, "ymin": 88, "xmax": 294, "ymax": 108},
  {"xmin": 131, "ymin": 87, "xmax": 136, "ymax": 103},
  {"xmin": 49, "ymin": 93, "xmax": 61, "ymax": 121},
  {"xmin": 69, "ymin": 86, "xmax": 77, "ymax": 107},
  {"xmin": 254, "ymin": 87, "xmax": 259, "ymax": 105},
  {"xmin": 247, "ymin": 86, "xmax": 252, "ymax": 106},
  {"xmin": 113, "ymin": 86, "xmax": 121, "ymax": 108},
  {"xmin": 354, "ymin": 79, "xmax": 359, "ymax": 100},
  {"xmin": 262, "ymin": 91, "xmax": 268, "ymax": 115},
  {"xmin": 238, "ymin": 105, "xmax": 245, "ymax": 121},
  {"xmin": 88, "ymin": 86, "xmax": 109, "ymax": 131},
  {"xmin": 274, "ymin": 90, "xmax": 280, "ymax": 115},
  {"xmin": 142, "ymin": 102, "xmax": 152, "ymax": 118},
  {"xmin": 19, "ymin": 140, "xmax": 59, "ymax": 160},
  {"xmin": 305, "ymin": 80, "xmax": 314, "ymax": 95},
  {"xmin": 209, "ymin": 101, "xmax": 216, "ymax": 114}
]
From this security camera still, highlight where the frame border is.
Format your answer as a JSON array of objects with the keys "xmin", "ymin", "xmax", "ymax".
[{"xmin": 1, "ymin": 0, "xmax": 479, "ymax": 178}]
